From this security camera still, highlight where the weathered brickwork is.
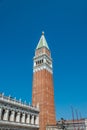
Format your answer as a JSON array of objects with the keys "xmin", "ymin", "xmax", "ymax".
[{"xmin": 32, "ymin": 70, "xmax": 56, "ymax": 130}]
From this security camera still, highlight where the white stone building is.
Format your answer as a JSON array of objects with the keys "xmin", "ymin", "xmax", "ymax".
[
  {"xmin": 0, "ymin": 93, "xmax": 39, "ymax": 130},
  {"xmin": 46, "ymin": 118, "xmax": 87, "ymax": 130}
]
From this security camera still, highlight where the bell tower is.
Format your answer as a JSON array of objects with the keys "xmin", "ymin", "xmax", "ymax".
[{"xmin": 32, "ymin": 32, "xmax": 56, "ymax": 130}]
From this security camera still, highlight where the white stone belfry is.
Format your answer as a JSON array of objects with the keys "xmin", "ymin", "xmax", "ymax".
[{"xmin": 33, "ymin": 32, "xmax": 53, "ymax": 74}]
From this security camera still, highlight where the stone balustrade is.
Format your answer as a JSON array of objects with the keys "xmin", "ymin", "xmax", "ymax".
[
  {"xmin": 0, "ymin": 94, "xmax": 39, "ymax": 129},
  {"xmin": 0, "ymin": 93, "xmax": 39, "ymax": 112},
  {"xmin": 0, "ymin": 93, "xmax": 39, "ymax": 130},
  {"xmin": 0, "ymin": 107, "xmax": 38, "ymax": 125}
]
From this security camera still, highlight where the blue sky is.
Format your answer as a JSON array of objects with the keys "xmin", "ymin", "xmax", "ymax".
[{"xmin": 0, "ymin": 0, "xmax": 87, "ymax": 120}]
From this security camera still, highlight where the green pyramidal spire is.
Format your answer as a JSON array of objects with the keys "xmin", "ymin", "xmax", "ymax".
[{"xmin": 36, "ymin": 31, "xmax": 49, "ymax": 50}]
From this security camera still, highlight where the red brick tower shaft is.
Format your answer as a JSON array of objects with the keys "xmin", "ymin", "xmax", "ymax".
[{"xmin": 32, "ymin": 32, "xmax": 56, "ymax": 130}]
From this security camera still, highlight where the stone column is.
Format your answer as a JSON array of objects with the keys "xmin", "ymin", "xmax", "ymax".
[
  {"xmin": 16, "ymin": 112, "xmax": 21, "ymax": 123},
  {"xmin": 26, "ymin": 114, "xmax": 30, "ymax": 124},
  {"xmin": 10, "ymin": 110, "xmax": 15, "ymax": 122},
  {"xmin": 21, "ymin": 113, "xmax": 25, "ymax": 123},
  {"xmin": 85, "ymin": 119, "xmax": 87, "ymax": 130},
  {"xmin": 3, "ymin": 109, "xmax": 9, "ymax": 121},
  {"xmin": 0, "ymin": 107, "xmax": 2, "ymax": 120},
  {"xmin": 31, "ymin": 115, "xmax": 34, "ymax": 124},
  {"xmin": 35, "ymin": 116, "xmax": 39, "ymax": 125}
]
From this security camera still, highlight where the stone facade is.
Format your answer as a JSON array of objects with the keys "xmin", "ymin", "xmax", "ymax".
[
  {"xmin": 32, "ymin": 32, "xmax": 56, "ymax": 130},
  {"xmin": 0, "ymin": 93, "xmax": 39, "ymax": 130},
  {"xmin": 46, "ymin": 119, "xmax": 87, "ymax": 130}
]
